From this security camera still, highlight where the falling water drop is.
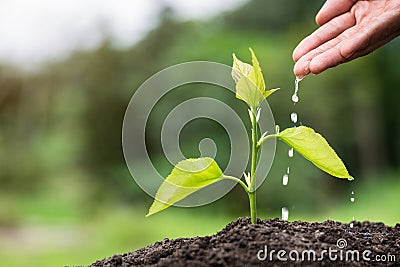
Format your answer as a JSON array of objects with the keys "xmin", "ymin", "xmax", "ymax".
[
  {"xmin": 281, "ymin": 77, "xmax": 302, "ymax": 221},
  {"xmin": 291, "ymin": 77, "xmax": 302, "ymax": 104},
  {"xmin": 288, "ymin": 148, "xmax": 294, "ymax": 158},
  {"xmin": 282, "ymin": 207, "xmax": 289, "ymax": 221},
  {"xmin": 350, "ymin": 191, "xmax": 355, "ymax": 202},
  {"xmin": 350, "ymin": 191, "xmax": 355, "ymax": 228},
  {"xmin": 290, "ymin": 112, "xmax": 298, "ymax": 123},
  {"xmin": 282, "ymin": 174, "xmax": 289, "ymax": 186}
]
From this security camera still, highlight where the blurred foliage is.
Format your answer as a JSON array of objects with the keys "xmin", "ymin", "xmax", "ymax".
[
  {"xmin": 224, "ymin": 0, "xmax": 323, "ymax": 32},
  {"xmin": 0, "ymin": 0, "xmax": 400, "ymax": 265}
]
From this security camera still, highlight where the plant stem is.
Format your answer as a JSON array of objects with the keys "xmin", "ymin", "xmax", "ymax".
[
  {"xmin": 257, "ymin": 134, "xmax": 277, "ymax": 148},
  {"xmin": 249, "ymin": 107, "xmax": 258, "ymax": 224},
  {"xmin": 222, "ymin": 175, "xmax": 249, "ymax": 193}
]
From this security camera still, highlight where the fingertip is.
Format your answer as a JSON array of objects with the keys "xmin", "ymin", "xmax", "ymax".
[
  {"xmin": 309, "ymin": 54, "xmax": 328, "ymax": 75},
  {"xmin": 309, "ymin": 48, "xmax": 342, "ymax": 75},
  {"xmin": 308, "ymin": 60, "xmax": 323, "ymax": 75},
  {"xmin": 295, "ymin": 73, "xmax": 306, "ymax": 80},
  {"xmin": 315, "ymin": 15, "xmax": 327, "ymax": 27},
  {"xmin": 316, "ymin": 0, "xmax": 357, "ymax": 27},
  {"xmin": 315, "ymin": 12, "xmax": 323, "ymax": 26},
  {"xmin": 315, "ymin": 7, "xmax": 334, "ymax": 26},
  {"xmin": 292, "ymin": 38, "xmax": 308, "ymax": 62},
  {"xmin": 340, "ymin": 31, "xmax": 367, "ymax": 59},
  {"xmin": 292, "ymin": 41, "xmax": 303, "ymax": 62},
  {"xmin": 293, "ymin": 60, "xmax": 310, "ymax": 78},
  {"xmin": 315, "ymin": 1, "xmax": 330, "ymax": 26},
  {"xmin": 292, "ymin": 48, "xmax": 300, "ymax": 62},
  {"xmin": 340, "ymin": 43, "xmax": 356, "ymax": 59}
]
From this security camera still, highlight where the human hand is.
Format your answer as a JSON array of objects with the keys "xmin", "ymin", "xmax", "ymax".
[{"xmin": 293, "ymin": 0, "xmax": 400, "ymax": 78}]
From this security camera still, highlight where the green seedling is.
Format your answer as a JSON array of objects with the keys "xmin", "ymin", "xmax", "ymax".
[{"xmin": 147, "ymin": 48, "xmax": 353, "ymax": 223}]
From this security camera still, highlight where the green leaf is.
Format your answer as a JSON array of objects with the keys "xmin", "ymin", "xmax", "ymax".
[
  {"xmin": 277, "ymin": 126, "xmax": 353, "ymax": 180},
  {"xmin": 235, "ymin": 76, "xmax": 265, "ymax": 108},
  {"xmin": 147, "ymin": 157, "xmax": 223, "ymax": 216},
  {"xmin": 232, "ymin": 53, "xmax": 252, "ymax": 82},
  {"xmin": 248, "ymin": 47, "xmax": 265, "ymax": 91},
  {"xmin": 263, "ymin": 88, "xmax": 279, "ymax": 99},
  {"xmin": 231, "ymin": 48, "xmax": 278, "ymax": 108}
]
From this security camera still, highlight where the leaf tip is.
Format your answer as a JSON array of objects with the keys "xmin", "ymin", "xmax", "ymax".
[
  {"xmin": 146, "ymin": 200, "xmax": 167, "ymax": 217},
  {"xmin": 146, "ymin": 206, "xmax": 155, "ymax": 217},
  {"xmin": 263, "ymin": 88, "xmax": 279, "ymax": 99},
  {"xmin": 145, "ymin": 210, "xmax": 152, "ymax": 217}
]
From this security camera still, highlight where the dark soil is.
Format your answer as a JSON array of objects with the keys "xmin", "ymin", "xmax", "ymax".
[{"xmin": 88, "ymin": 217, "xmax": 400, "ymax": 266}]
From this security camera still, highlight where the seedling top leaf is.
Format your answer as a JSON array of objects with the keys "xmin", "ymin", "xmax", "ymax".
[{"xmin": 232, "ymin": 48, "xmax": 278, "ymax": 108}]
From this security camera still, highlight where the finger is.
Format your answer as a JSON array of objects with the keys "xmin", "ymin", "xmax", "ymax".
[
  {"xmin": 293, "ymin": 46, "xmax": 330, "ymax": 77},
  {"xmin": 293, "ymin": 12, "xmax": 355, "ymax": 62},
  {"xmin": 293, "ymin": 58, "xmax": 310, "ymax": 78},
  {"xmin": 316, "ymin": 0, "xmax": 357, "ymax": 26},
  {"xmin": 294, "ymin": 32, "xmax": 346, "ymax": 77},
  {"xmin": 293, "ymin": 47, "xmax": 332, "ymax": 78},
  {"xmin": 309, "ymin": 47, "xmax": 347, "ymax": 74},
  {"xmin": 308, "ymin": 22, "xmax": 376, "ymax": 74},
  {"xmin": 294, "ymin": 17, "xmax": 373, "ymax": 77},
  {"xmin": 340, "ymin": 27, "xmax": 370, "ymax": 59}
]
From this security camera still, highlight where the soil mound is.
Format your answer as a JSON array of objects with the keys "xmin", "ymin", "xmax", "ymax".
[{"xmin": 88, "ymin": 217, "xmax": 399, "ymax": 266}]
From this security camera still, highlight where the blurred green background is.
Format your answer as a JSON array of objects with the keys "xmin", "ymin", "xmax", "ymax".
[{"xmin": 1, "ymin": 0, "xmax": 400, "ymax": 266}]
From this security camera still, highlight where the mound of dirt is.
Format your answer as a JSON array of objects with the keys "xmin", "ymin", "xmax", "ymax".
[{"xmin": 88, "ymin": 217, "xmax": 400, "ymax": 266}]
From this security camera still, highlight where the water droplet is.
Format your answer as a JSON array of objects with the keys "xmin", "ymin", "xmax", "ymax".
[
  {"xmin": 282, "ymin": 174, "xmax": 289, "ymax": 186},
  {"xmin": 288, "ymin": 148, "xmax": 294, "ymax": 157},
  {"xmin": 290, "ymin": 112, "xmax": 298, "ymax": 123},
  {"xmin": 350, "ymin": 191, "xmax": 355, "ymax": 227},
  {"xmin": 287, "ymin": 167, "xmax": 290, "ymax": 174},
  {"xmin": 281, "ymin": 207, "xmax": 289, "ymax": 221},
  {"xmin": 291, "ymin": 77, "xmax": 302, "ymax": 104}
]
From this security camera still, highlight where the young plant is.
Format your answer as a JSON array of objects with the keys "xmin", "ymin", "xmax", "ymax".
[{"xmin": 146, "ymin": 48, "xmax": 353, "ymax": 223}]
